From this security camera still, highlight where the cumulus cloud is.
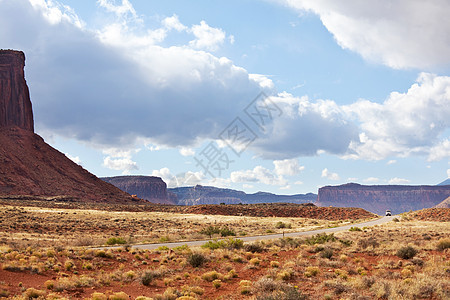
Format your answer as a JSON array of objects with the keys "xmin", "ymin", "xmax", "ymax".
[
  {"xmin": 388, "ymin": 177, "xmax": 410, "ymax": 184},
  {"xmin": 102, "ymin": 147, "xmax": 139, "ymax": 173},
  {"xmin": 151, "ymin": 168, "xmax": 204, "ymax": 187},
  {"xmin": 282, "ymin": 0, "xmax": 450, "ymax": 69},
  {"xmin": 273, "ymin": 158, "xmax": 304, "ymax": 176},
  {"xmin": 387, "ymin": 160, "xmax": 397, "ymax": 165},
  {"xmin": 103, "ymin": 156, "xmax": 138, "ymax": 173},
  {"xmin": 230, "ymin": 166, "xmax": 288, "ymax": 186},
  {"xmin": 363, "ymin": 177, "xmax": 380, "ymax": 183},
  {"xmin": 189, "ymin": 20, "xmax": 226, "ymax": 51},
  {"xmin": 251, "ymin": 92, "xmax": 359, "ymax": 159},
  {"xmin": 179, "ymin": 147, "xmax": 195, "ymax": 157},
  {"xmin": 343, "ymin": 73, "xmax": 450, "ymax": 161},
  {"xmin": 321, "ymin": 168, "xmax": 340, "ymax": 180}
]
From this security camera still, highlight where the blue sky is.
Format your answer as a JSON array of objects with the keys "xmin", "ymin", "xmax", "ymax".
[{"xmin": 1, "ymin": 0, "xmax": 449, "ymax": 194}]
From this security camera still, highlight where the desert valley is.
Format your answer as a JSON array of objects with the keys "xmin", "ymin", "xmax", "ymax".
[{"xmin": 0, "ymin": 49, "xmax": 448, "ymax": 299}]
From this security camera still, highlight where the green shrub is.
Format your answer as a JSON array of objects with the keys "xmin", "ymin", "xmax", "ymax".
[
  {"xmin": 396, "ymin": 246, "xmax": 418, "ymax": 259},
  {"xmin": 106, "ymin": 237, "xmax": 127, "ymax": 245},
  {"xmin": 436, "ymin": 238, "xmax": 450, "ymax": 251},
  {"xmin": 187, "ymin": 253, "xmax": 207, "ymax": 268},
  {"xmin": 244, "ymin": 242, "xmax": 266, "ymax": 253},
  {"xmin": 275, "ymin": 221, "xmax": 291, "ymax": 229},
  {"xmin": 202, "ymin": 238, "xmax": 243, "ymax": 250},
  {"xmin": 349, "ymin": 226, "xmax": 362, "ymax": 232},
  {"xmin": 220, "ymin": 227, "xmax": 236, "ymax": 237},
  {"xmin": 320, "ymin": 248, "xmax": 333, "ymax": 259},
  {"xmin": 305, "ymin": 233, "xmax": 336, "ymax": 245}
]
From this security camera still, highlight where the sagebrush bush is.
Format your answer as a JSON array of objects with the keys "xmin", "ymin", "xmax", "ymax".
[
  {"xmin": 106, "ymin": 237, "xmax": 127, "ymax": 245},
  {"xmin": 396, "ymin": 246, "xmax": 418, "ymax": 259},
  {"xmin": 187, "ymin": 253, "xmax": 207, "ymax": 268},
  {"xmin": 436, "ymin": 238, "xmax": 450, "ymax": 251}
]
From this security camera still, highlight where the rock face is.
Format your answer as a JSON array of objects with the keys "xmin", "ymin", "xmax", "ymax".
[
  {"xmin": 317, "ymin": 183, "xmax": 450, "ymax": 215},
  {"xmin": 0, "ymin": 50, "xmax": 143, "ymax": 204},
  {"xmin": 170, "ymin": 185, "xmax": 317, "ymax": 206},
  {"xmin": 102, "ymin": 176, "xmax": 176, "ymax": 205},
  {"xmin": 0, "ymin": 50, "xmax": 33, "ymax": 132}
]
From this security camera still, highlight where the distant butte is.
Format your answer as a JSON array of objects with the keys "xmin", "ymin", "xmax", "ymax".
[{"xmin": 0, "ymin": 50, "xmax": 144, "ymax": 204}]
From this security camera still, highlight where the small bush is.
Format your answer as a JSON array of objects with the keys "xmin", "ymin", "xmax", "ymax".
[
  {"xmin": 320, "ymin": 248, "xmax": 333, "ymax": 259},
  {"xmin": 106, "ymin": 237, "xmax": 127, "ymax": 245},
  {"xmin": 212, "ymin": 279, "xmax": 222, "ymax": 289},
  {"xmin": 91, "ymin": 292, "xmax": 107, "ymax": 300},
  {"xmin": 244, "ymin": 242, "xmax": 266, "ymax": 253},
  {"xmin": 187, "ymin": 253, "xmax": 207, "ymax": 268},
  {"xmin": 396, "ymin": 246, "xmax": 418, "ymax": 259},
  {"xmin": 305, "ymin": 233, "xmax": 336, "ymax": 245},
  {"xmin": 275, "ymin": 221, "xmax": 291, "ymax": 229},
  {"xmin": 349, "ymin": 226, "xmax": 362, "ymax": 232},
  {"xmin": 436, "ymin": 238, "xmax": 450, "ymax": 251},
  {"xmin": 201, "ymin": 270, "xmax": 223, "ymax": 282},
  {"xmin": 109, "ymin": 292, "xmax": 129, "ymax": 300},
  {"xmin": 140, "ymin": 269, "xmax": 165, "ymax": 286},
  {"xmin": 23, "ymin": 288, "xmax": 45, "ymax": 299}
]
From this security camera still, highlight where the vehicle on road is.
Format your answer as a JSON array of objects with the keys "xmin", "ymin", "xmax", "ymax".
[{"xmin": 385, "ymin": 210, "xmax": 391, "ymax": 216}]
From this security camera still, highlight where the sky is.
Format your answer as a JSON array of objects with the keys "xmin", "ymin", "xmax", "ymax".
[{"xmin": 1, "ymin": 0, "xmax": 449, "ymax": 194}]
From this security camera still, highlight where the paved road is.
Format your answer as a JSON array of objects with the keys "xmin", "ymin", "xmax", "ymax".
[{"xmin": 119, "ymin": 216, "xmax": 395, "ymax": 251}]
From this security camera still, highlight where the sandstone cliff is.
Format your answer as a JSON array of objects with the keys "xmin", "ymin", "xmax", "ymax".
[
  {"xmin": 0, "ymin": 50, "xmax": 33, "ymax": 132},
  {"xmin": 434, "ymin": 196, "xmax": 450, "ymax": 208},
  {"xmin": 317, "ymin": 183, "xmax": 450, "ymax": 215},
  {"xmin": 0, "ymin": 50, "xmax": 143, "ymax": 204},
  {"xmin": 102, "ymin": 176, "xmax": 176, "ymax": 205}
]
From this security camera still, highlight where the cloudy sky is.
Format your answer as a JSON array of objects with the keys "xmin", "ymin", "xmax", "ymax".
[{"xmin": 1, "ymin": 0, "xmax": 449, "ymax": 193}]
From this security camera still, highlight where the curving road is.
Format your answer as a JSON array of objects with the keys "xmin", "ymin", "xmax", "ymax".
[{"xmin": 122, "ymin": 216, "xmax": 395, "ymax": 251}]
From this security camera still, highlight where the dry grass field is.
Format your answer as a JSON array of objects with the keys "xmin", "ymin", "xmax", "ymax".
[{"xmin": 0, "ymin": 202, "xmax": 448, "ymax": 299}]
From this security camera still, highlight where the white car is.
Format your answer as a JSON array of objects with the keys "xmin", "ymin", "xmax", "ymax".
[{"xmin": 385, "ymin": 210, "xmax": 391, "ymax": 216}]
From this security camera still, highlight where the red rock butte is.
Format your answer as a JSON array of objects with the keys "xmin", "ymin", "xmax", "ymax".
[
  {"xmin": 0, "ymin": 50, "xmax": 34, "ymax": 132},
  {"xmin": 0, "ymin": 50, "xmax": 144, "ymax": 204}
]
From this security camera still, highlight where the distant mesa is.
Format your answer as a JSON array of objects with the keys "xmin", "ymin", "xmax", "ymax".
[
  {"xmin": 0, "ymin": 50, "xmax": 143, "ymax": 204},
  {"xmin": 317, "ymin": 183, "xmax": 450, "ymax": 215},
  {"xmin": 102, "ymin": 176, "xmax": 177, "ymax": 205}
]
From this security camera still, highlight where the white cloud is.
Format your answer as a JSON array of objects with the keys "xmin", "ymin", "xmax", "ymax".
[
  {"xmin": 97, "ymin": 0, "xmax": 136, "ymax": 18},
  {"xmin": 273, "ymin": 158, "xmax": 304, "ymax": 176},
  {"xmin": 363, "ymin": 177, "xmax": 380, "ymax": 183},
  {"xmin": 231, "ymin": 166, "xmax": 288, "ymax": 186},
  {"xmin": 151, "ymin": 168, "xmax": 204, "ymax": 187},
  {"xmin": 447, "ymin": 169, "xmax": 450, "ymax": 178},
  {"xmin": 179, "ymin": 147, "xmax": 195, "ymax": 157},
  {"xmin": 387, "ymin": 160, "xmax": 397, "ymax": 165},
  {"xmin": 294, "ymin": 180, "xmax": 303, "ymax": 185},
  {"xmin": 282, "ymin": 0, "xmax": 450, "ymax": 69},
  {"xmin": 427, "ymin": 139, "xmax": 450, "ymax": 162},
  {"xmin": 388, "ymin": 177, "xmax": 410, "ymax": 184},
  {"xmin": 29, "ymin": 0, "xmax": 84, "ymax": 27},
  {"xmin": 103, "ymin": 156, "xmax": 138, "ymax": 172},
  {"xmin": 65, "ymin": 153, "xmax": 82, "ymax": 165},
  {"xmin": 280, "ymin": 185, "xmax": 291, "ymax": 190},
  {"xmin": 102, "ymin": 147, "xmax": 139, "ymax": 173},
  {"xmin": 243, "ymin": 184, "xmax": 254, "ymax": 189},
  {"xmin": 321, "ymin": 168, "xmax": 340, "ymax": 181},
  {"xmin": 343, "ymin": 73, "xmax": 450, "ymax": 161},
  {"xmin": 189, "ymin": 20, "xmax": 226, "ymax": 51},
  {"xmin": 162, "ymin": 14, "xmax": 187, "ymax": 32}
]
